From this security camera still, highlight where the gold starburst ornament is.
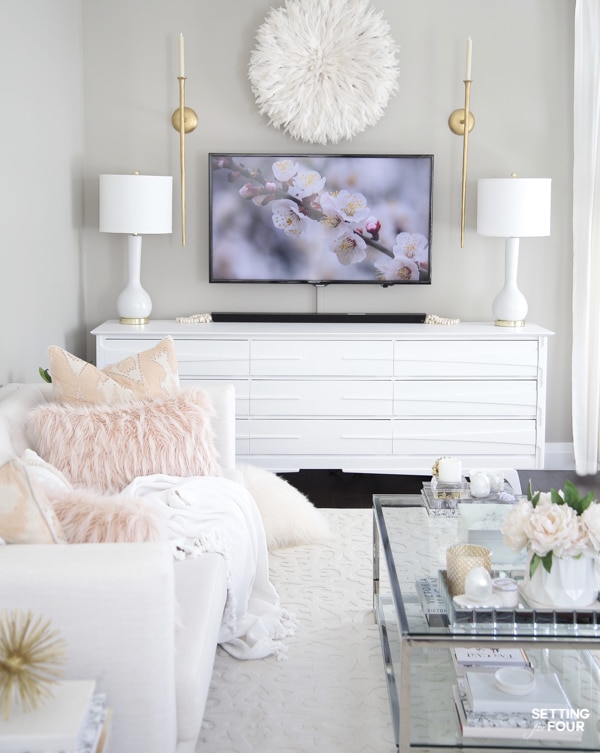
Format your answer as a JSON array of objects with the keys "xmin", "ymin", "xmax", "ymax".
[{"xmin": 0, "ymin": 610, "xmax": 66, "ymax": 718}]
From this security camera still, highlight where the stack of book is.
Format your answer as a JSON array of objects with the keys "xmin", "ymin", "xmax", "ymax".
[
  {"xmin": 451, "ymin": 649, "xmax": 582, "ymax": 741},
  {"xmin": 451, "ymin": 647, "xmax": 531, "ymax": 676},
  {"xmin": 415, "ymin": 577, "xmax": 448, "ymax": 626},
  {"xmin": 0, "ymin": 680, "xmax": 111, "ymax": 753}
]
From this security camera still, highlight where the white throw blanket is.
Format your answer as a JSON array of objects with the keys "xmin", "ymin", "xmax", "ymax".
[{"xmin": 123, "ymin": 474, "xmax": 297, "ymax": 660}]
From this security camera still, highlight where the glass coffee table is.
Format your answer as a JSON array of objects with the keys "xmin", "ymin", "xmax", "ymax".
[{"xmin": 372, "ymin": 493, "xmax": 600, "ymax": 752}]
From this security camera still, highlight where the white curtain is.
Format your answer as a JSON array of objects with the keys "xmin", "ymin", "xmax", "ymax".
[{"xmin": 572, "ymin": 0, "xmax": 600, "ymax": 474}]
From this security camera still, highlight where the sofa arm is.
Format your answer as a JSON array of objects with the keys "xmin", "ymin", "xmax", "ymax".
[
  {"xmin": 183, "ymin": 381, "xmax": 237, "ymax": 476},
  {"xmin": 0, "ymin": 542, "xmax": 177, "ymax": 753}
]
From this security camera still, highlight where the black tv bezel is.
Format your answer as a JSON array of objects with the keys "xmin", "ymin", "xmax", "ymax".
[{"xmin": 208, "ymin": 152, "xmax": 434, "ymax": 286}]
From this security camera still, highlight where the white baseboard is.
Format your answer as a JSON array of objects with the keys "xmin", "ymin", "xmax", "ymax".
[{"xmin": 544, "ymin": 442, "xmax": 575, "ymax": 470}]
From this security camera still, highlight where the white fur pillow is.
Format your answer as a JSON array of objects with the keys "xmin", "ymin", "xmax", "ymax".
[
  {"xmin": 239, "ymin": 464, "xmax": 330, "ymax": 551},
  {"xmin": 26, "ymin": 389, "xmax": 221, "ymax": 494}
]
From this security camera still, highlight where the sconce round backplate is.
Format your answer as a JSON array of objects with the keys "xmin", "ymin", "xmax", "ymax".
[
  {"xmin": 448, "ymin": 108, "xmax": 475, "ymax": 135},
  {"xmin": 171, "ymin": 106, "xmax": 198, "ymax": 133}
]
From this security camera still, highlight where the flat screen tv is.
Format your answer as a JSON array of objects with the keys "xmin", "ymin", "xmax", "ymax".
[{"xmin": 209, "ymin": 153, "xmax": 433, "ymax": 285}]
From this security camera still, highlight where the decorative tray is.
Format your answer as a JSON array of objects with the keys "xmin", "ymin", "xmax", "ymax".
[
  {"xmin": 422, "ymin": 481, "xmax": 517, "ymax": 517},
  {"xmin": 437, "ymin": 569, "xmax": 600, "ymax": 629}
]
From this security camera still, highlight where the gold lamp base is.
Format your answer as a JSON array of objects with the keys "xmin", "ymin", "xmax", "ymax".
[
  {"xmin": 495, "ymin": 319, "xmax": 526, "ymax": 328},
  {"xmin": 119, "ymin": 317, "xmax": 149, "ymax": 325},
  {"xmin": 171, "ymin": 106, "xmax": 198, "ymax": 134}
]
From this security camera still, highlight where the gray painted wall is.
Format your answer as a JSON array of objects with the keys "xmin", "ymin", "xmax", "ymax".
[{"xmin": 1, "ymin": 0, "xmax": 575, "ymax": 451}]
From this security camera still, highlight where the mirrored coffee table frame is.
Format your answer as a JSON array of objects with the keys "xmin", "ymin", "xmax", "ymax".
[{"xmin": 373, "ymin": 493, "xmax": 600, "ymax": 752}]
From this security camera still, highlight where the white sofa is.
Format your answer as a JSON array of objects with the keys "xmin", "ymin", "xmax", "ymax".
[{"xmin": 0, "ymin": 381, "xmax": 238, "ymax": 753}]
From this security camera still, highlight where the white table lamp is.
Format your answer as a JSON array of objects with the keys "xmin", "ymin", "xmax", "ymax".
[
  {"xmin": 477, "ymin": 176, "xmax": 551, "ymax": 326},
  {"xmin": 99, "ymin": 173, "xmax": 173, "ymax": 324}
]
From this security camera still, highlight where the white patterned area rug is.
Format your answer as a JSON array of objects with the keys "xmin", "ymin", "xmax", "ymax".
[{"xmin": 196, "ymin": 508, "xmax": 396, "ymax": 753}]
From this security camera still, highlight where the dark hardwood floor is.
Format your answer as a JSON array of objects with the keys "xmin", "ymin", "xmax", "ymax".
[{"xmin": 280, "ymin": 469, "xmax": 600, "ymax": 508}]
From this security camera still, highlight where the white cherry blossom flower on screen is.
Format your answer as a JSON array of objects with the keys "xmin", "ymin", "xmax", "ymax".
[
  {"xmin": 393, "ymin": 232, "xmax": 429, "ymax": 263},
  {"xmin": 272, "ymin": 160, "xmax": 298, "ymax": 182},
  {"xmin": 374, "ymin": 253, "xmax": 419, "ymax": 281},
  {"xmin": 271, "ymin": 199, "xmax": 308, "ymax": 237},
  {"xmin": 328, "ymin": 227, "xmax": 367, "ymax": 266},
  {"xmin": 320, "ymin": 190, "xmax": 370, "ymax": 225},
  {"xmin": 288, "ymin": 169, "xmax": 326, "ymax": 199}
]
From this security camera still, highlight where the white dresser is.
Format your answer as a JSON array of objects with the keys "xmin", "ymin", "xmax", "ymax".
[{"xmin": 92, "ymin": 320, "xmax": 553, "ymax": 474}]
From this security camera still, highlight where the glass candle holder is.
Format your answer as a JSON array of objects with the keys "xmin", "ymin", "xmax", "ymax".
[{"xmin": 446, "ymin": 544, "xmax": 492, "ymax": 597}]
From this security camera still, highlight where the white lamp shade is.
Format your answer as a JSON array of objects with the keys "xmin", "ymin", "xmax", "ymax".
[
  {"xmin": 477, "ymin": 178, "xmax": 551, "ymax": 238},
  {"xmin": 99, "ymin": 174, "xmax": 173, "ymax": 234}
]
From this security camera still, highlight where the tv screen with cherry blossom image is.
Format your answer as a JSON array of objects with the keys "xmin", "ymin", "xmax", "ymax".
[{"xmin": 209, "ymin": 153, "xmax": 433, "ymax": 285}]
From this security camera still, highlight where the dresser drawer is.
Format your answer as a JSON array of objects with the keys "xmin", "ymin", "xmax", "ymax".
[
  {"xmin": 181, "ymin": 377, "xmax": 250, "ymax": 415},
  {"xmin": 97, "ymin": 337, "xmax": 250, "ymax": 377},
  {"xmin": 174, "ymin": 339, "xmax": 249, "ymax": 377},
  {"xmin": 393, "ymin": 380, "xmax": 537, "ymax": 418},
  {"xmin": 392, "ymin": 419, "xmax": 536, "ymax": 456},
  {"xmin": 251, "ymin": 340, "xmax": 393, "ymax": 377},
  {"xmin": 394, "ymin": 340, "xmax": 539, "ymax": 378},
  {"xmin": 249, "ymin": 419, "xmax": 392, "ymax": 455},
  {"xmin": 250, "ymin": 380, "xmax": 392, "ymax": 416}
]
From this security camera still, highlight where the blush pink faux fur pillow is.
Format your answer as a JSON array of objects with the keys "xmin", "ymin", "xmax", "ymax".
[
  {"xmin": 27, "ymin": 389, "xmax": 221, "ymax": 494},
  {"xmin": 48, "ymin": 488, "xmax": 166, "ymax": 544}
]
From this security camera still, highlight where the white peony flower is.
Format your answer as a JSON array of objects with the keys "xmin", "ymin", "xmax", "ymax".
[
  {"xmin": 582, "ymin": 503, "xmax": 600, "ymax": 551},
  {"xmin": 524, "ymin": 498, "xmax": 582, "ymax": 558},
  {"xmin": 501, "ymin": 498, "xmax": 534, "ymax": 552}
]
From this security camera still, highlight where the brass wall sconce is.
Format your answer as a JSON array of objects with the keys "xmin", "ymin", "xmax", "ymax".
[
  {"xmin": 171, "ymin": 33, "xmax": 197, "ymax": 247},
  {"xmin": 448, "ymin": 37, "xmax": 475, "ymax": 248}
]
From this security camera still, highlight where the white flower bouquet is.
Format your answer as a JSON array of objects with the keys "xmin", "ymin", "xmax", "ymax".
[{"xmin": 501, "ymin": 480, "xmax": 600, "ymax": 578}]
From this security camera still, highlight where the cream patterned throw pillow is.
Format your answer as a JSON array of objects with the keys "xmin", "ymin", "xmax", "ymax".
[{"xmin": 48, "ymin": 337, "xmax": 180, "ymax": 404}]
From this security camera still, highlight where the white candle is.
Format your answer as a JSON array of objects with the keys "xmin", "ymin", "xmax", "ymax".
[
  {"xmin": 438, "ymin": 457, "xmax": 462, "ymax": 484},
  {"xmin": 179, "ymin": 33, "xmax": 185, "ymax": 77},
  {"xmin": 465, "ymin": 36, "xmax": 472, "ymax": 80}
]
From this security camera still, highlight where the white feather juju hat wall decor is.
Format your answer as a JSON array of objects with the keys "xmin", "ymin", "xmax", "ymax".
[{"xmin": 248, "ymin": 0, "xmax": 400, "ymax": 145}]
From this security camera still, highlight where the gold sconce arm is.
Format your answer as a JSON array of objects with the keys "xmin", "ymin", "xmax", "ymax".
[
  {"xmin": 171, "ymin": 71, "xmax": 198, "ymax": 247},
  {"xmin": 448, "ymin": 80, "xmax": 475, "ymax": 248},
  {"xmin": 449, "ymin": 38, "xmax": 475, "ymax": 249}
]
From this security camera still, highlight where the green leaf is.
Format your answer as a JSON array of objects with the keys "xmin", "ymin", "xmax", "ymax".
[
  {"xmin": 562, "ymin": 479, "xmax": 581, "ymax": 509},
  {"xmin": 580, "ymin": 492, "xmax": 595, "ymax": 512},
  {"xmin": 526, "ymin": 479, "xmax": 534, "ymax": 501},
  {"xmin": 550, "ymin": 488, "xmax": 564, "ymax": 505},
  {"xmin": 541, "ymin": 551, "xmax": 553, "ymax": 573},
  {"xmin": 529, "ymin": 551, "xmax": 554, "ymax": 578},
  {"xmin": 555, "ymin": 479, "xmax": 596, "ymax": 515},
  {"xmin": 529, "ymin": 553, "xmax": 542, "ymax": 578},
  {"xmin": 38, "ymin": 367, "xmax": 52, "ymax": 383}
]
